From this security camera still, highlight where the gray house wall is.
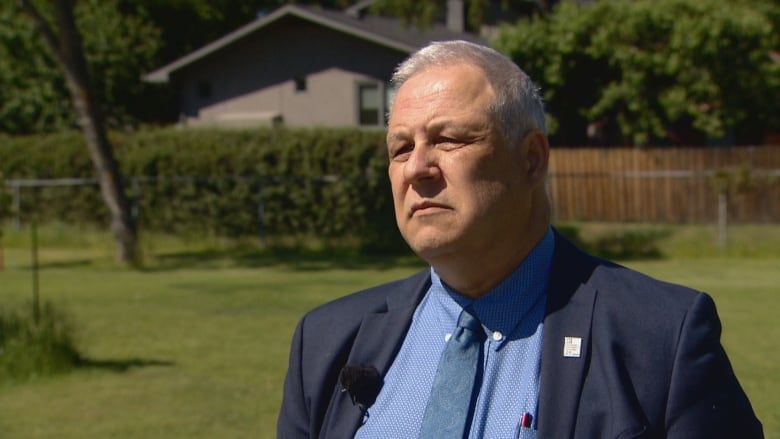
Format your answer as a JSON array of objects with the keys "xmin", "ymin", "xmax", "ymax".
[{"xmin": 170, "ymin": 16, "xmax": 407, "ymax": 128}]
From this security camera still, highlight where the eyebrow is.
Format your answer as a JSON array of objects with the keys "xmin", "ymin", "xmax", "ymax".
[
  {"xmin": 387, "ymin": 119, "xmax": 454, "ymax": 141},
  {"xmin": 386, "ymin": 132, "xmax": 409, "ymax": 144}
]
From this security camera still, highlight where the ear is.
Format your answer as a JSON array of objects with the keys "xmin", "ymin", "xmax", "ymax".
[{"xmin": 520, "ymin": 130, "xmax": 550, "ymax": 187}]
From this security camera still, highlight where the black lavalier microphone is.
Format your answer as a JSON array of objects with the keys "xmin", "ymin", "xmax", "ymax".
[{"xmin": 339, "ymin": 364, "xmax": 382, "ymax": 415}]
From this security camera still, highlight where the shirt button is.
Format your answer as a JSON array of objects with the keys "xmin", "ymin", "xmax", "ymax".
[
  {"xmin": 444, "ymin": 333, "xmax": 452, "ymax": 342},
  {"xmin": 492, "ymin": 331, "xmax": 504, "ymax": 342}
]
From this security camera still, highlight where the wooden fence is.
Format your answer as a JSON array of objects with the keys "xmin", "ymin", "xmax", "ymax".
[{"xmin": 548, "ymin": 146, "xmax": 780, "ymax": 223}]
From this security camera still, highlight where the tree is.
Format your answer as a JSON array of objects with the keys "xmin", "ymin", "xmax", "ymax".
[
  {"xmin": 0, "ymin": 5, "xmax": 71, "ymax": 133},
  {"xmin": 370, "ymin": 0, "xmax": 536, "ymax": 33},
  {"xmin": 0, "ymin": 1, "xmax": 162, "ymax": 133},
  {"xmin": 0, "ymin": 174, "xmax": 8, "ymax": 270},
  {"xmin": 18, "ymin": 0, "xmax": 137, "ymax": 264},
  {"xmin": 494, "ymin": 0, "xmax": 780, "ymax": 146},
  {"xmin": 129, "ymin": 0, "xmax": 283, "ymax": 65}
]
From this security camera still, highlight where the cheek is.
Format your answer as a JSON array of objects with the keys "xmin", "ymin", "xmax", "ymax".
[
  {"xmin": 466, "ymin": 182, "xmax": 508, "ymax": 214},
  {"xmin": 459, "ymin": 163, "xmax": 520, "ymax": 213}
]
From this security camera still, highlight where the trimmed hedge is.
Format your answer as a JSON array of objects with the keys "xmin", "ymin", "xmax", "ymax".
[{"xmin": 0, "ymin": 128, "xmax": 404, "ymax": 251}]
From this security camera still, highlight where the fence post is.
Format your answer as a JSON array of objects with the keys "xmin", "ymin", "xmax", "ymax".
[
  {"xmin": 718, "ymin": 190, "xmax": 728, "ymax": 248},
  {"xmin": 31, "ymin": 218, "xmax": 40, "ymax": 324}
]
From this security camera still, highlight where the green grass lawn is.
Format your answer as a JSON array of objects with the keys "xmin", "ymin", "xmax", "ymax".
[
  {"xmin": 0, "ymin": 243, "xmax": 426, "ymax": 439},
  {"xmin": 0, "ymin": 224, "xmax": 778, "ymax": 438}
]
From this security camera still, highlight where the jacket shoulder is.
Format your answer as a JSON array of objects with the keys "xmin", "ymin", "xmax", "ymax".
[
  {"xmin": 300, "ymin": 270, "xmax": 430, "ymax": 331},
  {"xmin": 552, "ymin": 231, "xmax": 704, "ymax": 319},
  {"xmin": 590, "ymin": 261, "xmax": 702, "ymax": 309}
]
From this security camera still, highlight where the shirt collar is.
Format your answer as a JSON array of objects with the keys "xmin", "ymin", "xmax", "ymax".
[{"xmin": 429, "ymin": 227, "xmax": 555, "ymax": 347}]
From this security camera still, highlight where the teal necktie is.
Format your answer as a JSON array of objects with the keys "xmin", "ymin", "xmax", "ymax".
[{"xmin": 418, "ymin": 308, "xmax": 485, "ymax": 439}]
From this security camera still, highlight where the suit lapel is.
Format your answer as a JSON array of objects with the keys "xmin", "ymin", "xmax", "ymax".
[
  {"xmin": 537, "ymin": 233, "xmax": 598, "ymax": 439},
  {"xmin": 321, "ymin": 232, "xmax": 601, "ymax": 438},
  {"xmin": 321, "ymin": 271, "xmax": 431, "ymax": 439}
]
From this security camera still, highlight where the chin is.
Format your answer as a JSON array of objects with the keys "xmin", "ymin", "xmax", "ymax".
[{"xmin": 407, "ymin": 238, "xmax": 458, "ymax": 262}]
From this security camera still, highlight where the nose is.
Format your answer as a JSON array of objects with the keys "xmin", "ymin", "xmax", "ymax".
[{"xmin": 403, "ymin": 146, "xmax": 441, "ymax": 184}]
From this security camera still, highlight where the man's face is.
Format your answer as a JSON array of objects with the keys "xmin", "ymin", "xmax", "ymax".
[{"xmin": 387, "ymin": 64, "xmax": 533, "ymax": 263}]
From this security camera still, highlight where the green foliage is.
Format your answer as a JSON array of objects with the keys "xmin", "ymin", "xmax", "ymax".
[
  {"xmin": 554, "ymin": 223, "xmax": 672, "ymax": 260},
  {"xmin": 0, "ymin": 302, "xmax": 81, "ymax": 382},
  {"xmin": 0, "ymin": 172, "xmax": 9, "ymax": 239},
  {"xmin": 77, "ymin": 0, "xmax": 163, "ymax": 127},
  {"xmin": 371, "ymin": 0, "xmax": 441, "ymax": 28},
  {"xmin": 0, "ymin": 128, "xmax": 403, "ymax": 252},
  {"xmin": 0, "ymin": 0, "xmax": 162, "ymax": 133},
  {"xmin": 0, "ymin": 5, "xmax": 69, "ymax": 133},
  {"xmin": 128, "ymin": 0, "xmax": 284, "ymax": 66},
  {"xmin": 372, "ymin": 0, "xmax": 522, "ymax": 32},
  {"xmin": 494, "ymin": 0, "xmax": 780, "ymax": 146},
  {"xmin": 587, "ymin": 228, "xmax": 671, "ymax": 260}
]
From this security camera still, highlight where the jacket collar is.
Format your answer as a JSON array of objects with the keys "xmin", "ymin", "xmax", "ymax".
[{"xmin": 320, "ymin": 271, "xmax": 431, "ymax": 439}]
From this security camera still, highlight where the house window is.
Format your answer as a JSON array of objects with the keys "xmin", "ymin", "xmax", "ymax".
[
  {"xmin": 197, "ymin": 81, "xmax": 212, "ymax": 99},
  {"xmin": 358, "ymin": 83, "xmax": 380, "ymax": 126},
  {"xmin": 294, "ymin": 77, "xmax": 307, "ymax": 92}
]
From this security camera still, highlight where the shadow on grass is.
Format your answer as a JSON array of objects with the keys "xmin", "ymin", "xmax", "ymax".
[
  {"xmin": 11, "ymin": 259, "xmax": 95, "ymax": 270},
  {"xmin": 77, "ymin": 357, "xmax": 174, "ymax": 373},
  {"xmin": 36, "ymin": 259, "xmax": 94, "ymax": 269},
  {"xmin": 141, "ymin": 247, "xmax": 426, "ymax": 272}
]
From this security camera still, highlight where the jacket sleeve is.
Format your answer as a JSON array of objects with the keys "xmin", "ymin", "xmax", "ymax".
[
  {"xmin": 665, "ymin": 292, "xmax": 763, "ymax": 438},
  {"xmin": 277, "ymin": 317, "xmax": 310, "ymax": 439}
]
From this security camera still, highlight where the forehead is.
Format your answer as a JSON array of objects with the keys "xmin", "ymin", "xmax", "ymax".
[{"xmin": 390, "ymin": 64, "xmax": 494, "ymax": 116}]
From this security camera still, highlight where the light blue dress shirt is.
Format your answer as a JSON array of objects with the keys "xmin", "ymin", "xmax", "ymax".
[{"xmin": 355, "ymin": 228, "xmax": 554, "ymax": 439}]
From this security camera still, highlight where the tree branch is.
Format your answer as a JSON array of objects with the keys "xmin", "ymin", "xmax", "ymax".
[{"xmin": 17, "ymin": 0, "xmax": 63, "ymax": 64}]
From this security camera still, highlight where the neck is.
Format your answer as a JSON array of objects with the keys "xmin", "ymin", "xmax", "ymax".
[{"xmin": 430, "ymin": 217, "xmax": 550, "ymax": 299}]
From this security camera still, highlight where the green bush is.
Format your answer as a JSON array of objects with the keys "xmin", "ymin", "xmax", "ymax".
[
  {"xmin": 0, "ymin": 172, "xmax": 9, "ymax": 240},
  {"xmin": 0, "ymin": 127, "xmax": 404, "ymax": 252},
  {"xmin": 589, "ymin": 229, "xmax": 671, "ymax": 260},
  {"xmin": 0, "ymin": 302, "xmax": 81, "ymax": 382},
  {"xmin": 554, "ymin": 223, "xmax": 673, "ymax": 260}
]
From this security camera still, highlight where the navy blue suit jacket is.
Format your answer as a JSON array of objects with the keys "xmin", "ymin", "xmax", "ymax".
[{"xmin": 278, "ymin": 233, "xmax": 762, "ymax": 438}]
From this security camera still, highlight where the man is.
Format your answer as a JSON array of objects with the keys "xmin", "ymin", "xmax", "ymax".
[{"xmin": 277, "ymin": 40, "xmax": 762, "ymax": 438}]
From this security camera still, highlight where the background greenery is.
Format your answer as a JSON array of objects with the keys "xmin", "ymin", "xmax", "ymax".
[
  {"xmin": 495, "ymin": 0, "xmax": 780, "ymax": 146},
  {"xmin": 0, "ymin": 128, "xmax": 404, "ymax": 252},
  {"xmin": 0, "ymin": 222, "xmax": 778, "ymax": 438}
]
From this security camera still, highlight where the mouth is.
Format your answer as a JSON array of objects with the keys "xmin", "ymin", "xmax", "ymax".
[{"xmin": 410, "ymin": 201, "xmax": 450, "ymax": 216}]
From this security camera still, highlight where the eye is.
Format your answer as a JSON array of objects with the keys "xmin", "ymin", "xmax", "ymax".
[
  {"xmin": 435, "ymin": 136, "xmax": 466, "ymax": 150},
  {"xmin": 390, "ymin": 143, "xmax": 413, "ymax": 161}
]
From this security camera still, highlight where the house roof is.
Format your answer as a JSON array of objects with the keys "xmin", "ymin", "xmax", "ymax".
[{"xmin": 143, "ymin": 4, "xmax": 485, "ymax": 83}]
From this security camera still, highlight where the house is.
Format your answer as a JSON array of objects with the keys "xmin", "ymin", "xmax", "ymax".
[{"xmin": 143, "ymin": 1, "xmax": 485, "ymax": 129}]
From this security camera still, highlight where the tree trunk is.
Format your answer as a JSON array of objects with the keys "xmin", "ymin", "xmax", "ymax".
[{"xmin": 19, "ymin": 0, "xmax": 137, "ymax": 264}]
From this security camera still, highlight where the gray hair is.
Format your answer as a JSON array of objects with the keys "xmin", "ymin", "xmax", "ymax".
[{"xmin": 390, "ymin": 40, "xmax": 546, "ymax": 145}]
